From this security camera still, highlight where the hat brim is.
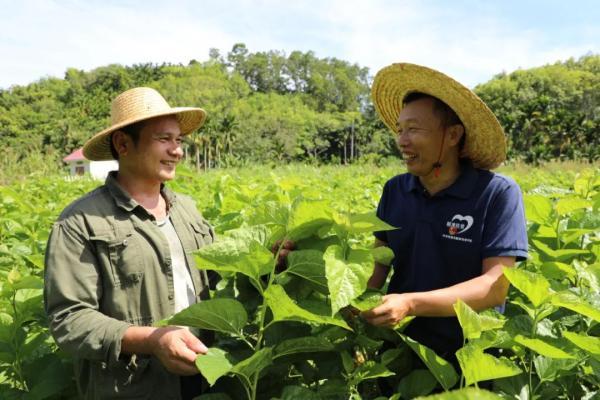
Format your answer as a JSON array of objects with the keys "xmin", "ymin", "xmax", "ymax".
[
  {"xmin": 82, "ymin": 107, "xmax": 207, "ymax": 161},
  {"xmin": 371, "ymin": 63, "xmax": 506, "ymax": 170}
]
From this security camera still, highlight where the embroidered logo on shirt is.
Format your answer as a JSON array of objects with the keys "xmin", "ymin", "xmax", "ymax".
[{"xmin": 443, "ymin": 214, "xmax": 474, "ymax": 243}]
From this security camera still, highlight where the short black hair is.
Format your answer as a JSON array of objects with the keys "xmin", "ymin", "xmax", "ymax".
[
  {"xmin": 402, "ymin": 92, "xmax": 466, "ymax": 149},
  {"xmin": 109, "ymin": 120, "xmax": 145, "ymax": 159}
]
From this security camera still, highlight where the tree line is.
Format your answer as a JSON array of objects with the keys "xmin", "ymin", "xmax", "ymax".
[{"xmin": 0, "ymin": 44, "xmax": 597, "ymax": 172}]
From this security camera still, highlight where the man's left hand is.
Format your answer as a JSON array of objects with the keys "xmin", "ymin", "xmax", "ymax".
[{"xmin": 361, "ymin": 293, "xmax": 413, "ymax": 328}]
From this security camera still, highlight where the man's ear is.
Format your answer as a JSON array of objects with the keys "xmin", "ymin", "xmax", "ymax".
[
  {"xmin": 112, "ymin": 130, "xmax": 129, "ymax": 157},
  {"xmin": 447, "ymin": 124, "xmax": 465, "ymax": 147}
]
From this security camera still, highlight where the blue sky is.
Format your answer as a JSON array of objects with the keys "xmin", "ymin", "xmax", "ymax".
[{"xmin": 1, "ymin": 0, "xmax": 598, "ymax": 89}]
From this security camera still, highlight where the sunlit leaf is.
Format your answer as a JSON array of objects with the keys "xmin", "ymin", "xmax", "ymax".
[
  {"xmin": 503, "ymin": 267, "xmax": 552, "ymax": 307},
  {"xmin": 399, "ymin": 333, "xmax": 459, "ymax": 390},
  {"xmin": 513, "ymin": 335, "xmax": 575, "ymax": 359},
  {"xmin": 456, "ymin": 344, "xmax": 521, "ymax": 386},
  {"xmin": 159, "ymin": 299, "xmax": 247, "ymax": 336},
  {"xmin": 324, "ymin": 245, "xmax": 373, "ymax": 315},
  {"xmin": 264, "ymin": 284, "xmax": 351, "ymax": 330}
]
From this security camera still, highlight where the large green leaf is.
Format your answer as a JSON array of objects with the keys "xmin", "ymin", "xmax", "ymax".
[
  {"xmin": 524, "ymin": 194, "xmax": 553, "ymax": 224},
  {"xmin": 453, "ymin": 299, "xmax": 505, "ymax": 340},
  {"xmin": 371, "ymin": 246, "xmax": 395, "ymax": 266},
  {"xmin": 286, "ymin": 199, "xmax": 333, "ymax": 241},
  {"xmin": 397, "ymin": 369, "xmax": 438, "ymax": 399},
  {"xmin": 283, "ymin": 249, "xmax": 327, "ymax": 290},
  {"xmin": 195, "ymin": 347, "xmax": 273, "ymax": 387},
  {"xmin": 263, "ymin": 284, "xmax": 351, "ymax": 330},
  {"xmin": 563, "ymin": 331, "xmax": 600, "ymax": 356},
  {"xmin": 349, "ymin": 360, "xmax": 395, "ymax": 385},
  {"xmin": 334, "ymin": 211, "xmax": 397, "ymax": 234},
  {"xmin": 415, "ymin": 387, "xmax": 503, "ymax": 399},
  {"xmin": 273, "ymin": 336, "xmax": 335, "ymax": 359},
  {"xmin": 399, "ymin": 334, "xmax": 459, "ymax": 391},
  {"xmin": 531, "ymin": 239, "xmax": 589, "ymax": 262},
  {"xmin": 534, "ymin": 355, "xmax": 580, "ymax": 382},
  {"xmin": 351, "ymin": 289, "xmax": 383, "ymax": 312},
  {"xmin": 551, "ymin": 291, "xmax": 600, "ymax": 322},
  {"xmin": 195, "ymin": 238, "xmax": 273, "ymax": 289},
  {"xmin": 231, "ymin": 347, "xmax": 273, "ymax": 382},
  {"xmin": 159, "ymin": 299, "xmax": 247, "ymax": 336},
  {"xmin": 555, "ymin": 197, "xmax": 592, "ymax": 216},
  {"xmin": 195, "ymin": 348, "xmax": 235, "ymax": 386},
  {"xmin": 513, "ymin": 335, "xmax": 575, "ymax": 359},
  {"xmin": 455, "ymin": 344, "xmax": 521, "ymax": 386},
  {"xmin": 324, "ymin": 245, "xmax": 373, "ymax": 315},
  {"xmin": 503, "ymin": 267, "xmax": 551, "ymax": 307}
]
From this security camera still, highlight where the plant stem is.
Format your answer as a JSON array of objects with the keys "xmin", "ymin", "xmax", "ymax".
[{"xmin": 249, "ymin": 237, "xmax": 291, "ymax": 399}]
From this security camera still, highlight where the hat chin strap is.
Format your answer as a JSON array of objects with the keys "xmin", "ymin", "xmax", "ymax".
[{"xmin": 431, "ymin": 131, "xmax": 446, "ymax": 178}]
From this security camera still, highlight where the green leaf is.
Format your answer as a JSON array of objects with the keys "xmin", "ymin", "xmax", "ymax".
[
  {"xmin": 283, "ymin": 249, "xmax": 327, "ymax": 290},
  {"xmin": 397, "ymin": 369, "xmax": 438, "ymax": 399},
  {"xmin": 503, "ymin": 267, "xmax": 551, "ymax": 307},
  {"xmin": 350, "ymin": 360, "xmax": 395, "ymax": 385},
  {"xmin": 563, "ymin": 331, "xmax": 600, "ymax": 356},
  {"xmin": 160, "ymin": 299, "xmax": 247, "ymax": 336},
  {"xmin": 540, "ymin": 262, "xmax": 576, "ymax": 280},
  {"xmin": 350, "ymin": 289, "xmax": 383, "ymax": 312},
  {"xmin": 453, "ymin": 299, "xmax": 505, "ymax": 340},
  {"xmin": 231, "ymin": 347, "xmax": 273, "ymax": 382},
  {"xmin": 399, "ymin": 333, "xmax": 459, "ymax": 391},
  {"xmin": 324, "ymin": 245, "xmax": 373, "ymax": 315},
  {"xmin": 273, "ymin": 336, "xmax": 335, "ymax": 359},
  {"xmin": 195, "ymin": 238, "xmax": 272, "ymax": 289},
  {"xmin": 531, "ymin": 239, "xmax": 589, "ymax": 262},
  {"xmin": 533, "ymin": 355, "xmax": 580, "ymax": 382},
  {"xmin": 524, "ymin": 194, "xmax": 553, "ymax": 224},
  {"xmin": 371, "ymin": 246, "xmax": 394, "ymax": 266},
  {"xmin": 551, "ymin": 291, "xmax": 600, "ymax": 322},
  {"xmin": 513, "ymin": 335, "xmax": 575, "ymax": 359},
  {"xmin": 195, "ymin": 348, "xmax": 235, "ymax": 386},
  {"xmin": 263, "ymin": 284, "xmax": 351, "ymax": 330},
  {"xmin": 287, "ymin": 199, "xmax": 333, "ymax": 241},
  {"xmin": 414, "ymin": 387, "xmax": 503, "ymax": 399},
  {"xmin": 280, "ymin": 385, "xmax": 321, "ymax": 400},
  {"xmin": 336, "ymin": 211, "xmax": 397, "ymax": 234},
  {"xmin": 455, "ymin": 344, "xmax": 521, "ymax": 386},
  {"xmin": 555, "ymin": 197, "xmax": 592, "ymax": 216}
]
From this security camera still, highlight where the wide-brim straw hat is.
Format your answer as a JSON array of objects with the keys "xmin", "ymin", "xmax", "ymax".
[
  {"xmin": 83, "ymin": 87, "xmax": 207, "ymax": 161},
  {"xmin": 371, "ymin": 63, "xmax": 506, "ymax": 170}
]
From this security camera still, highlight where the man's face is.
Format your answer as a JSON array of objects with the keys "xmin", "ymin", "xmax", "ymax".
[
  {"xmin": 120, "ymin": 115, "xmax": 183, "ymax": 184},
  {"xmin": 396, "ymin": 97, "xmax": 447, "ymax": 176}
]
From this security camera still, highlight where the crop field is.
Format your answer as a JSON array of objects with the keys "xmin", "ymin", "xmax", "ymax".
[{"xmin": 0, "ymin": 162, "xmax": 599, "ymax": 399}]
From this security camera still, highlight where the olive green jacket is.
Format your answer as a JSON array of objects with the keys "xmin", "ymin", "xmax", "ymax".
[{"xmin": 44, "ymin": 172, "xmax": 214, "ymax": 400}]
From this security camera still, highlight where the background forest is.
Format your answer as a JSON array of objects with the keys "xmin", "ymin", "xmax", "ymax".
[{"xmin": 0, "ymin": 45, "xmax": 598, "ymax": 183}]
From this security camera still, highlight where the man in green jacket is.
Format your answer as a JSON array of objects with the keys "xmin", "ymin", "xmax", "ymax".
[{"xmin": 44, "ymin": 87, "xmax": 214, "ymax": 399}]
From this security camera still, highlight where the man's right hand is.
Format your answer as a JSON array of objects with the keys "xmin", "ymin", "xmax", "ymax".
[{"xmin": 122, "ymin": 326, "xmax": 208, "ymax": 376}]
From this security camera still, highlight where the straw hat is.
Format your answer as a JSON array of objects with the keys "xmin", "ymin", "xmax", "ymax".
[
  {"xmin": 371, "ymin": 63, "xmax": 506, "ymax": 170},
  {"xmin": 82, "ymin": 87, "xmax": 207, "ymax": 160}
]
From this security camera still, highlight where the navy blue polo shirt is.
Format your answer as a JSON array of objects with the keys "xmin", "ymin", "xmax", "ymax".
[{"xmin": 374, "ymin": 162, "xmax": 528, "ymax": 358}]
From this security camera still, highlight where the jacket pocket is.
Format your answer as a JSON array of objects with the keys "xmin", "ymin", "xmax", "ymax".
[
  {"xmin": 190, "ymin": 221, "xmax": 213, "ymax": 249},
  {"xmin": 92, "ymin": 232, "xmax": 144, "ymax": 287}
]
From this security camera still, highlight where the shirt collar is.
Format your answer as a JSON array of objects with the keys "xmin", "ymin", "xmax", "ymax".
[
  {"xmin": 105, "ymin": 171, "xmax": 177, "ymax": 212},
  {"xmin": 406, "ymin": 161, "xmax": 478, "ymax": 199}
]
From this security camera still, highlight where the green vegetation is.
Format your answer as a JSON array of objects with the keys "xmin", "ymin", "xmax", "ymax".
[
  {"xmin": 1, "ymin": 163, "xmax": 598, "ymax": 399},
  {"xmin": 0, "ymin": 46, "xmax": 598, "ymax": 184}
]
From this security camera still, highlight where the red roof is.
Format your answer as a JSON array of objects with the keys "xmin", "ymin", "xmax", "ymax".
[{"xmin": 63, "ymin": 148, "xmax": 87, "ymax": 162}]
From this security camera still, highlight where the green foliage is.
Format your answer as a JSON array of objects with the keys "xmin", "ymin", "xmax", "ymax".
[{"xmin": 1, "ymin": 162, "xmax": 599, "ymax": 399}]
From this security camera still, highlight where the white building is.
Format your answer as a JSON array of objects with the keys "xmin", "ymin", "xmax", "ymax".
[{"xmin": 63, "ymin": 148, "xmax": 118, "ymax": 180}]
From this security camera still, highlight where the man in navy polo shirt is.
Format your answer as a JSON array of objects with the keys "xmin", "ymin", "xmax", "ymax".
[{"xmin": 362, "ymin": 63, "xmax": 528, "ymax": 361}]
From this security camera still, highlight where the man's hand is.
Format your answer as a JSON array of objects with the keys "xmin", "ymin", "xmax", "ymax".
[
  {"xmin": 361, "ymin": 293, "xmax": 413, "ymax": 328},
  {"xmin": 147, "ymin": 327, "xmax": 208, "ymax": 375},
  {"xmin": 271, "ymin": 239, "xmax": 295, "ymax": 272}
]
